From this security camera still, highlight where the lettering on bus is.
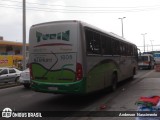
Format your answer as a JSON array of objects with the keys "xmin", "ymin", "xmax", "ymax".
[
  {"xmin": 34, "ymin": 57, "xmax": 53, "ymax": 63},
  {"xmin": 36, "ymin": 30, "xmax": 70, "ymax": 42},
  {"xmin": 60, "ymin": 55, "xmax": 72, "ymax": 61}
]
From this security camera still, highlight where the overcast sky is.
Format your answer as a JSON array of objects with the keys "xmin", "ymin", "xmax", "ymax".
[{"xmin": 0, "ymin": 0, "xmax": 160, "ymax": 52}]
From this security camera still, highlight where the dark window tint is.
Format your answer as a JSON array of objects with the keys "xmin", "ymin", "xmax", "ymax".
[
  {"xmin": 85, "ymin": 27, "xmax": 137, "ymax": 57},
  {"xmin": 1, "ymin": 69, "xmax": 8, "ymax": 75},
  {"xmin": 112, "ymin": 39, "xmax": 120, "ymax": 55},
  {"xmin": 9, "ymin": 69, "xmax": 16, "ymax": 73},
  {"xmin": 138, "ymin": 56, "xmax": 148, "ymax": 61},
  {"xmin": 101, "ymin": 35, "xmax": 112, "ymax": 55},
  {"xmin": 85, "ymin": 29, "xmax": 101, "ymax": 54}
]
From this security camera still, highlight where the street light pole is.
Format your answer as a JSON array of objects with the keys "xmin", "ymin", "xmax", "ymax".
[
  {"xmin": 150, "ymin": 40, "xmax": 154, "ymax": 52},
  {"xmin": 141, "ymin": 33, "xmax": 147, "ymax": 53},
  {"xmin": 119, "ymin": 17, "xmax": 126, "ymax": 38},
  {"xmin": 146, "ymin": 44, "xmax": 149, "ymax": 52},
  {"xmin": 22, "ymin": 0, "xmax": 26, "ymax": 70}
]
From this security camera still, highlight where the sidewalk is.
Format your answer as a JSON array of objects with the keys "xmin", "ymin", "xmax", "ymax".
[{"xmin": 65, "ymin": 70, "xmax": 160, "ymax": 120}]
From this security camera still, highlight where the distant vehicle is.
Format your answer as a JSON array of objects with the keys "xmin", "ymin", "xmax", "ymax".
[
  {"xmin": 0, "ymin": 68, "xmax": 21, "ymax": 83},
  {"xmin": 19, "ymin": 68, "xmax": 30, "ymax": 88},
  {"xmin": 138, "ymin": 54, "xmax": 155, "ymax": 69},
  {"xmin": 29, "ymin": 20, "xmax": 138, "ymax": 94},
  {"xmin": 153, "ymin": 53, "xmax": 160, "ymax": 65}
]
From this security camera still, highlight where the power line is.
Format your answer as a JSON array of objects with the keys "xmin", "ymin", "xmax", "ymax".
[
  {"xmin": 1, "ymin": 0, "xmax": 160, "ymax": 9},
  {"xmin": 1, "ymin": 1, "xmax": 160, "ymax": 13}
]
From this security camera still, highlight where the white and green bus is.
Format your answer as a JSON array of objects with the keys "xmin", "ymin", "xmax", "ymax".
[{"xmin": 29, "ymin": 20, "xmax": 138, "ymax": 94}]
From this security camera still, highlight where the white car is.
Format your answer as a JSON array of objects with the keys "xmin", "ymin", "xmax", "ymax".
[
  {"xmin": 0, "ymin": 67, "xmax": 21, "ymax": 83},
  {"xmin": 19, "ymin": 68, "xmax": 30, "ymax": 88}
]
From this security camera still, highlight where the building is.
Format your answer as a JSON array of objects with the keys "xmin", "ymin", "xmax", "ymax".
[
  {"xmin": 0, "ymin": 39, "xmax": 29, "ymax": 55},
  {"xmin": 0, "ymin": 37, "xmax": 29, "ymax": 69}
]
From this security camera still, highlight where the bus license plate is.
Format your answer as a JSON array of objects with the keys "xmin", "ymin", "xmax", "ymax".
[{"xmin": 48, "ymin": 87, "xmax": 58, "ymax": 90}]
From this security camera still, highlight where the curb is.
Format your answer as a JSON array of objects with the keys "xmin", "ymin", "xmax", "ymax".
[{"xmin": 0, "ymin": 83, "xmax": 21, "ymax": 89}]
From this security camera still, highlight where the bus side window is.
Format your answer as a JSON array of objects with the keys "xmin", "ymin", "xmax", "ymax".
[
  {"xmin": 133, "ymin": 46, "xmax": 138, "ymax": 57},
  {"xmin": 128, "ymin": 45, "xmax": 132, "ymax": 56},
  {"xmin": 101, "ymin": 35, "xmax": 112, "ymax": 55},
  {"xmin": 85, "ymin": 29, "xmax": 93, "ymax": 54},
  {"xmin": 120, "ymin": 42, "xmax": 125, "ymax": 55},
  {"xmin": 85, "ymin": 29, "xmax": 101, "ymax": 55},
  {"xmin": 92, "ymin": 32, "xmax": 101, "ymax": 54},
  {"xmin": 112, "ymin": 39, "xmax": 120, "ymax": 55},
  {"xmin": 111, "ymin": 40, "xmax": 116, "ymax": 55}
]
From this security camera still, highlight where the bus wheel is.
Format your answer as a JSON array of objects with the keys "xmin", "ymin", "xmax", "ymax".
[{"xmin": 111, "ymin": 73, "xmax": 117, "ymax": 91}]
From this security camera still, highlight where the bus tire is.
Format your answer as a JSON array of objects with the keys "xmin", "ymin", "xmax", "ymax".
[{"xmin": 111, "ymin": 73, "xmax": 117, "ymax": 91}]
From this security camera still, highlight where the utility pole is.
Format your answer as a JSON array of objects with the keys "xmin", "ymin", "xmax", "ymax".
[
  {"xmin": 141, "ymin": 33, "xmax": 147, "ymax": 53},
  {"xmin": 146, "ymin": 44, "xmax": 149, "ymax": 52},
  {"xmin": 118, "ymin": 17, "xmax": 126, "ymax": 38},
  {"xmin": 22, "ymin": 0, "xmax": 26, "ymax": 70}
]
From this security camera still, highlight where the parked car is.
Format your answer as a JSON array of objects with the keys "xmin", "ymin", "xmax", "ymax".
[
  {"xmin": 138, "ymin": 54, "xmax": 155, "ymax": 69},
  {"xmin": 19, "ymin": 68, "xmax": 30, "ymax": 88},
  {"xmin": 0, "ymin": 67, "xmax": 21, "ymax": 83}
]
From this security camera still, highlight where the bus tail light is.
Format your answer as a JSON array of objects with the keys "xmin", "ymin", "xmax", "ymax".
[
  {"xmin": 29, "ymin": 64, "xmax": 34, "ymax": 80},
  {"xmin": 76, "ymin": 63, "xmax": 83, "ymax": 81}
]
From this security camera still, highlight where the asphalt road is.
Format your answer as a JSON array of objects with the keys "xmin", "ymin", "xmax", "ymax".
[{"xmin": 0, "ymin": 69, "xmax": 155, "ymax": 120}]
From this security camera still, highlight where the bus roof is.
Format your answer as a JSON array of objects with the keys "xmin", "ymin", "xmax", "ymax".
[{"xmin": 31, "ymin": 20, "xmax": 136, "ymax": 46}]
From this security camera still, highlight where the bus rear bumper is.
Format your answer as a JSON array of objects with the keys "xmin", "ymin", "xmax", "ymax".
[{"xmin": 31, "ymin": 79, "xmax": 86, "ymax": 94}]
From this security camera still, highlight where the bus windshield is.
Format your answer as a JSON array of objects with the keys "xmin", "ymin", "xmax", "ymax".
[{"xmin": 138, "ymin": 56, "xmax": 148, "ymax": 61}]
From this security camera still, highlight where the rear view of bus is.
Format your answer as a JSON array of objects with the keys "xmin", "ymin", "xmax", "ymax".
[{"xmin": 29, "ymin": 21, "xmax": 85, "ymax": 94}]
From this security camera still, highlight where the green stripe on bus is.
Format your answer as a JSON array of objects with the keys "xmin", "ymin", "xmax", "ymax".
[{"xmin": 32, "ymin": 63, "xmax": 75, "ymax": 83}]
